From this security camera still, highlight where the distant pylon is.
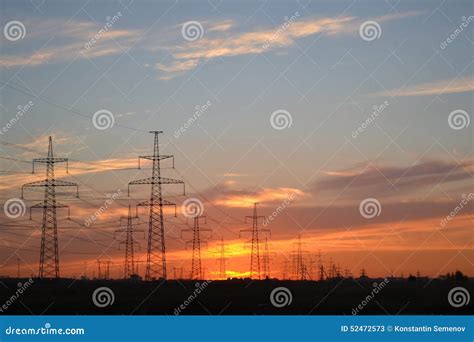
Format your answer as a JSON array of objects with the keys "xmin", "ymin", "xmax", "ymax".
[
  {"xmin": 317, "ymin": 250, "xmax": 325, "ymax": 281},
  {"xmin": 181, "ymin": 215, "xmax": 210, "ymax": 279},
  {"xmin": 115, "ymin": 205, "xmax": 143, "ymax": 279},
  {"xmin": 128, "ymin": 131, "xmax": 184, "ymax": 280},
  {"xmin": 293, "ymin": 234, "xmax": 309, "ymax": 280},
  {"xmin": 21, "ymin": 136, "xmax": 79, "ymax": 279},
  {"xmin": 217, "ymin": 237, "xmax": 227, "ymax": 279},
  {"xmin": 282, "ymin": 258, "xmax": 290, "ymax": 280},
  {"xmin": 240, "ymin": 203, "xmax": 270, "ymax": 280},
  {"xmin": 97, "ymin": 260, "xmax": 111, "ymax": 279},
  {"xmin": 262, "ymin": 238, "xmax": 270, "ymax": 278}
]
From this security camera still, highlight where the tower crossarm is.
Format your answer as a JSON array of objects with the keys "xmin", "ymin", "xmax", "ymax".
[
  {"xmin": 137, "ymin": 155, "xmax": 175, "ymax": 169},
  {"xmin": 22, "ymin": 180, "xmax": 79, "ymax": 198},
  {"xmin": 29, "ymin": 200, "xmax": 70, "ymax": 220},
  {"xmin": 128, "ymin": 177, "xmax": 184, "ymax": 195},
  {"xmin": 32, "ymin": 157, "xmax": 69, "ymax": 174},
  {"xmin": 245, "ymin": 215, "xmax": 265, "ymax": 223}
]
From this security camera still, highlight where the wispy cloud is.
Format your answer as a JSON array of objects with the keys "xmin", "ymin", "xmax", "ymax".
[
  {"xmin": 373, "ymin": 77, "xmax": 474, "ymax": 97},
  {"xmin": 313, "ymin": 159, "xmax": 473, "ymax": 201},
  {"xmin": 212, "ymin": 187, "xmax": 305, "ymax": 208},
  {"xmin": 155, "ymin": 16, "xmax": 353, "ymax": 79},
  {"xmin": 155, "ymin": 11, "xmax": 424, "ymax": 79},
  {"xmin": 0, "ymin": 19, "xmax": 141, "ymax": 68}
]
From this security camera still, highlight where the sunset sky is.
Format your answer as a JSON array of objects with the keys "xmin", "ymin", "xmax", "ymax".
[{"xmin": 0, "ymin": 0, "xmax": 472, "ymax": 279}]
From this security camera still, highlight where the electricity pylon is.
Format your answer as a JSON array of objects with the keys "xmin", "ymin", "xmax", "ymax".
[
  {"xmin": 97, "ymin": 260, "xmax": 111, "ymax": 279},
  {"xmin": 128, "ymin": 131, "xmax": 184, "ymax": 280},
  {"xmin": 21, "ymin": 136, "xmax": 79, "ymax": 279},
  {"xmin": 181, "ymin": 215, "xmax": 210, "ymax": 279},
  {"xmin": 216, "ymin": 237, "xmax": 228, "ymax": 280},
  {"xmin": 291, "ymin": 234, "xmax": 310, "ymax": 280},
  {"xmin": 262, "ymin": 237, "xmax": 270, "ymax": 278},
  {"xmin": 317, "ymin": 250, "xmax": 325, "ymax": 281},
  {"xmin": 115, "ymin": 205, "xmax": 143, "ymax": 279},
  {"xmin": 240, "ymin": 203, "xmax": 270, "ymax": 280}
]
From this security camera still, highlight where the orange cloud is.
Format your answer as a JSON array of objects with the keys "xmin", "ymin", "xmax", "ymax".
[
  {"xmin": 213, "ymin": 187, "xmax": 305, "ymax": 208},
  {"xmin": 372, "ymin": 77, "xmax": 474, "ymax": 97}
]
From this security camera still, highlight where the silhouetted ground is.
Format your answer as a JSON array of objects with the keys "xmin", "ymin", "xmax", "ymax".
[{"xmin": 0, "ymin": 277, "xmax": 472, "ymax": 315}]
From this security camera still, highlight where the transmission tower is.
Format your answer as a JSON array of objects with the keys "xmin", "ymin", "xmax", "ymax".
[
  {"xmin": 128, "ymin": 131, "xmax": 184, "ymax": 280},
  {"xmin": 21, "ymin": 136, "xmax": 78, "ymax": 278},
  {"xmin": 115, "ymin": 205, "xmax": 143, "ymax": 279},
  {"xmin": 282, "ymin": 258, "xmax": 290, "ymax": 280},
  {"xmin": 181, "ymin": 215, "xmax": 210, "ymax": 279},
  {"xmin": 97, "ymin": 260, "xmax": 111, "ymax": 279},
  {"xmin": 317, "ymin": 250, "xmax": 325, "ymax": 281},
  {"xmin": 240, "ymin": 203, "xmax": 270, "ymax": 280},
  {"xmin": 216, "ymin": 237, "xmax": 228, "ymax": 280},
  {"xmin": 292, "ymin": 234, "xmax": 310, "ymax": 280},
  {"xmin": 262, "ymin": 237, "xmax": 270, "ymax": 278}
]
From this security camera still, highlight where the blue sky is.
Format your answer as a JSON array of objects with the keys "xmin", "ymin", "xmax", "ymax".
[{"xmin": 0, "ymin": 0, "xmax": 472, "ymax": 278}]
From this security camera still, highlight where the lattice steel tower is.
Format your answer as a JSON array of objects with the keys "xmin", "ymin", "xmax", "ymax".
[
  {"xmin": 128, "ymin": 131, "xmax": 184, "ymax": 280},
  {"xmin": 116, "ymin": 205, "xmax": 142, "ymax": 278},
  {"xmin": 21, "ymin": 136, "xmax": 78, "ymax": 279},
  {"xmin": 217, "ymin": 237, "xmax": 227, "ymax": 280},
  {"xmin": 182, "ymin": 215, "xmax": 209, "ymax": 280},
  {"xmin": 262, "ymin": 237, "xmax": 270, "ymax": 278},
  {"xmin": 240, "ymin": 203, "xmax": 269, "ymax": 280}
]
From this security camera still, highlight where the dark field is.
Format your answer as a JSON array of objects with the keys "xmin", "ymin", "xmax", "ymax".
[{"xmin": 0, "ymin": 278, "xmax": 472, "ymax": 315}]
